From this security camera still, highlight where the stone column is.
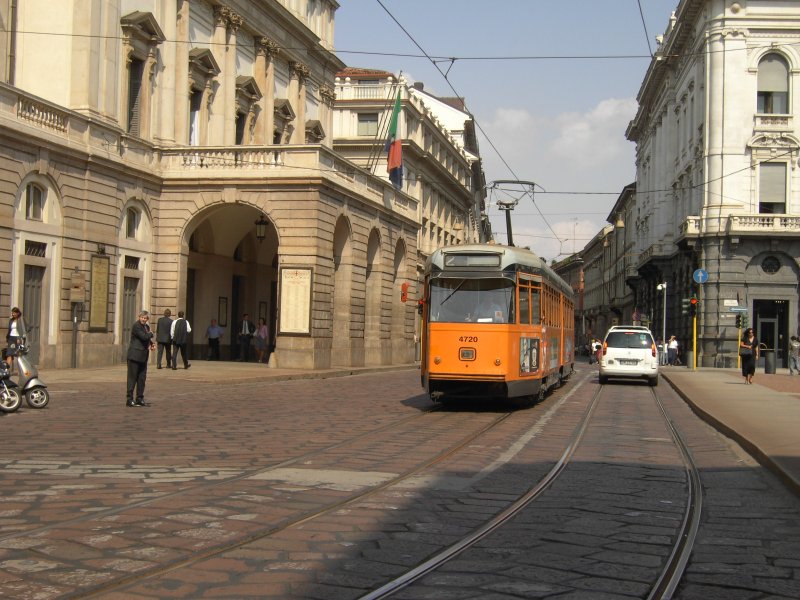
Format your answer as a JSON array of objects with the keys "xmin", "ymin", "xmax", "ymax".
[
  {"xmin": 209, "ymin": 6, "xmax": 228, "ymax": 145},
  {"xmin": 174, "ymin": 0, "xmax": 190, "ymax": 144},
  {"xmin": 319, "ymin": 84, "xmax": 336, "ymax": 148},
  {"xmin": 255, "ymin": 37, "xmax": 279, "ymax": 145},
  {"xmin": 289, "ymin": 61, "xmax": 309, "ymax": 144},
  {"xmin": 224, "ymin": 11, "xmax": 243, "ymax": 146}
]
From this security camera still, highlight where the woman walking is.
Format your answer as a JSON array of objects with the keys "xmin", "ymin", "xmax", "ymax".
[{"xmin": 739, "ymin": 327, "xmax": 759, "ymax": 384}]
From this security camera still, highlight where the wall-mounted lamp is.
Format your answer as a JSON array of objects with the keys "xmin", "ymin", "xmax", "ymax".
[{"xmin": 254, "ymin": 214, "xmax": 268, "ymax": 243}]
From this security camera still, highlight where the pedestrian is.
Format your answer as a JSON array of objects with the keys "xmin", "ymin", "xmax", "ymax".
[
  {"xmin": 237, "ymin": 313, "xmax": 255, "ymax": 362},
  {"xmin": 739, "ymin": 327, "xmax": 759, "ymax": 384},
  {"xmin": 5, "ymin": 307, "xmax": 26, "ymax": 370},
  {"xmin": 155, "ymin": 308, "xmax": 173, "ymax": 369},
  {"xmin": 667, "ymin": 336, "xmax": 679, "ymax": 366},
  {"xmin": 126, "ymin": 310, "xmax": 155, "ymax": 407},
  {"xmin": 170, "ymin": 311, "xmax": 192, "ymax": 370},
  {"xmin": 205, "ymin": 318, "xmax": 223, "ymax": 361},
  {"xmin": 594, "ymin": 339, "xmax": 603, "ymax": 365},
  {"xmin": 789, "ymin": 335, "xmax": 800, "ymax": 375},
  {"xmin": 254, "ymin": 317, "xmax": 269, "ymax": 363},
  {"xmin": 589, "ymin": 339, "xmax": 598, "ymax": 365}
]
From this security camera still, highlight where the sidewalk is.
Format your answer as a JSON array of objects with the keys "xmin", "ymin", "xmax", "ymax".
[{"xmin": 662, "ymin": 366, "xmax": 800, "ymax": 496}]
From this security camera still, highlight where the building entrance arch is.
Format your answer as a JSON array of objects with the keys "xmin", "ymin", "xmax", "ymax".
[{"xmin": 184, "ymin": 204, "xmax": 279, "ymax": 362}]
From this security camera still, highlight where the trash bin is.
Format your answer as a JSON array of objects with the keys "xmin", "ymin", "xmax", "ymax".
[
  {"xmin": 684, "ymin": 350, "xmax": 693, "ymax": 368},
  {"xmin": 763, "ymin": 348, "xmax": 776, "ymax": 374}
]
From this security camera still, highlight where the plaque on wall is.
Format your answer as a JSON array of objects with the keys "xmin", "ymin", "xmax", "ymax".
[
  {"xmin": 89, "ymin": 255, "xmax": 110, "ymax": 331},
  {"xmin": 278, "ymin": 267, "xmax": 312, "ymax": 335}
]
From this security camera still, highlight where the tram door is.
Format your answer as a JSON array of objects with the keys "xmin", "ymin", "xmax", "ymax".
[
  {"xmin": 22, "ymin": 265, "xmax": 45, "ymax": 365},
  {"xmin": 121, "ymin": 277, "xmax": 140, "ymax": 361}
]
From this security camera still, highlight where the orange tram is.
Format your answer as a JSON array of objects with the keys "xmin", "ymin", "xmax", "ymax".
[{"xmin": 420, "ymin": 244, "xmax": 575, "ymax": 406}]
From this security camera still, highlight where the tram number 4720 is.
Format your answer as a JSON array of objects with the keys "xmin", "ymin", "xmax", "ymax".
[{"xmin": 459, "ymin": 336, "xmax": 478, "ymax": 343}]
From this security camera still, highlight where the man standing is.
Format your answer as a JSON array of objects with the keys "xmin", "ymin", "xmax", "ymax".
[
  {"xmin": 155, "ymin": 309, "xmax": 173, "ymax": 369},
  {"xmin": 126, "ymin": 310, "xmax": 155, "ymax": 407},
  {"xmin": 205, "ymin": 318, "xmax": 223, "ymax": 361},
  {"xmin": 789, "ymin": 335, "xmax": 800, "ymax": 375},
  {"xmin": 170, "ymin": 311, "xmax": 192, "ymax": 370},
  {"xmin": 237, "ymin": 313, "xmax": 255, "ymax": 362},
  {"xmin": 668, "ymin": 336, "xmax": 679, "ymax": 366}
]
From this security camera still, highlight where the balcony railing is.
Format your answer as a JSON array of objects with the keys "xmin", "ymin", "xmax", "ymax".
[
  {"xmin": 0, "ymin": 83, "xmax": 418, "ymax": 220},
  {"xmin": 754, "ymin": 114, "xmax": 792, "ymax": 132},
  {"xmin": 678, "ymin": 214, "xmax": 800, "ymax": 240}
]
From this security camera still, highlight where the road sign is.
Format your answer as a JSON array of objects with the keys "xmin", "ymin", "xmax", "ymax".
[
  {"xmin": 729, "ymin": 306, "xmax": 748, "ymax": 312},
  {"xmin": 693, "ymin": 269, "xmax": 708, "ymax": 284}
]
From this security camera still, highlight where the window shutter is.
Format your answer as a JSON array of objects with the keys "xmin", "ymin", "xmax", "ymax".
[
  {"xmin": 758, "ymin": 55, "xmax": 788, "ymax": 92},
  {"xmin": 760, "ymin": 162, "xmax": 786, "ymax": 204},
  {"xmin": 128, "ymin": 59, "xmax": 144, "ymax": 135}
]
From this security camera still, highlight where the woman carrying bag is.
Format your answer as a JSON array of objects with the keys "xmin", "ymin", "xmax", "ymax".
[{"xmin": 739, "ymin": 327, "xmax": 759, "ymax": 384}]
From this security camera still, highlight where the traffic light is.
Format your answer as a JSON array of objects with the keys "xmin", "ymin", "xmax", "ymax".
[
  {"xmin": 735, "ymin": 314, "xmax": 742, "ymax": 328},
  {"xmin": 681, "ymin": 298, "xmax": 691, "ymax": 315},
  {"xmin": 689, "ymin": 297, "xmax": 698, "ymax": 317},
  {"xmin": 741, "ymin": 314, "xmax": 748, "ymax": 329}
]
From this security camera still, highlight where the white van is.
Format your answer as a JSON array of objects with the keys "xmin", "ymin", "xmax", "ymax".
[{"xmin": 599, "ymin": 327, "xmax": 659, "ymax": 386}]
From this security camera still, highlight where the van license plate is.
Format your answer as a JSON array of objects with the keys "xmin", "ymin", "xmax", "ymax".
[{"xmin": 619, "ymin": 359, "xmax": 639, "ymax": 366}]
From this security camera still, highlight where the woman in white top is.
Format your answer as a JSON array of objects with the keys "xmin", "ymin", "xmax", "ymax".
[{"xmin": 5, "ymin": 307, "xmax": 27, "ymax": 368}]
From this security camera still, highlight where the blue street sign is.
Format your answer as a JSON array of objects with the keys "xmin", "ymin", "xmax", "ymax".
[
  {"xmin": 729, "ymin": 306, "xmax": 748, "ymax": 312},
  {"xmin": 693, "ymin": 269, "xmax": 708, "ymax": 284}
]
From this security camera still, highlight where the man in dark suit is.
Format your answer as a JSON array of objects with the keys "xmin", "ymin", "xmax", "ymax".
[
  {"xmin": 170, "ymin": 310, "xmax": 192, "ymax": 370},
  {"xmin": 126, "ymin": 310, "xmax": 155, "ymax": 407},
  {"xmin": 155, "ymin": 308, "xmax": 173, "ymax": 369},
  {"xmin": 237, "ymin": 313, "xmax": 255, "ymax": 362}
]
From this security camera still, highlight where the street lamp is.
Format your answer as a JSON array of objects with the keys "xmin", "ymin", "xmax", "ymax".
[
  {"xmin": 656, "ymin": 282, "xmax": 667, "ymax": 363},
  {"xmin": 254, "ymin": 214, "xmax": 268, "ymax": 243}
]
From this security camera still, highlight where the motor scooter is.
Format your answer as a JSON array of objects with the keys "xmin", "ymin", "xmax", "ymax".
[
  {"xmin": 0, "ymin": 359, "xmax": 22, "ymax": 413},
  {"xmin": 12, "ymin": 344, "xmax": 49, "ymax": 408}
]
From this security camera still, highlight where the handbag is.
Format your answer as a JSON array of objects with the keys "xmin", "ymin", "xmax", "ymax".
[{"xmin": 739, "ymin": 346, "xmax": 752, "ymax": 357}]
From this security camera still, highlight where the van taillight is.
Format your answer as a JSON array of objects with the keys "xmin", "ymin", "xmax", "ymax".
[
  {"xmin": 651, "ymin": 343, "xmax": 657, "ymax": 357},
  {"xmin": 602, "ymin": 341, "xmax": 608, "ymax": 356}
]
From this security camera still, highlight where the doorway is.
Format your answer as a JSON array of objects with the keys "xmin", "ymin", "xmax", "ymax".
[
  {"xmin": 121, "ymin": 277, "xmax": 140, "ymax": 362},
  {"xmin": 754, "ymin": 299, "xmax": 788, "ymax": 367},
  {"xmin": 22, "ymin": 265, "xmax": 45, "ymax": 365}
]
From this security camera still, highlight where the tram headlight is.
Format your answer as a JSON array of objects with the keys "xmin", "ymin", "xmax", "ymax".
[
  {"xmin": 494, "ymin": 358, "xmax": 502, "ymax": 366},
  {"xmin": 434, "ymin": 356, "xmax": 442, "ymax": 364}
]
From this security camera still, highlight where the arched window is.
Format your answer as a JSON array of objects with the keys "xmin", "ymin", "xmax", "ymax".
[
  {"xmin": 25, "ymin": 183, "xmax": 44, "ymax": 221},
  {"xmin": 757, "ymin": 53, "xmax": 789, "ymax": 114},
  {"xmin": 126, "ymin": 207, "xmax": 139, "ymax": 239}
]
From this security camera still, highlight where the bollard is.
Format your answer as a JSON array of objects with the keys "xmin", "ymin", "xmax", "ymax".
[{"xmin": 764, "ymin": 348, "xmax": 776, "ymax": 374}]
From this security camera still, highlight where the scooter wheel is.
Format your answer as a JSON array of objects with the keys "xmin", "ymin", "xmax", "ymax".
[
  {"xmin": 0, "ymin": 388, "xmax": 22, "ymax": 412},
  {"xmin": 26, "ymin": 387, "xmax": 49, "ymax": 409}
]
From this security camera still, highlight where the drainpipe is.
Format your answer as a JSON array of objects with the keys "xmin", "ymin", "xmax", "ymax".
[{"xmin": 8, "ymin": 0, "xmax": 17, "ymax": 84}]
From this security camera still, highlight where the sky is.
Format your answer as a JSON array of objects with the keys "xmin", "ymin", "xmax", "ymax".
[{"xmin": 334, "ymin": 0, "xmax": 679, "ymax": 261}]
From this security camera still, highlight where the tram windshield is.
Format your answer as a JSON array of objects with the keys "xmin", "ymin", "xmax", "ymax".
[{"xmin": 429, "ymin": 278, "xmax": 515, "ymax": 323}]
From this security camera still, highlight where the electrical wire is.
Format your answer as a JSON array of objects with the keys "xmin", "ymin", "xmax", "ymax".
[
  {"xmin": 373, "ymin": 0, "xmax": 562, "ymax": 245},
  {"xmin": 636, "ymin": 0, "xmax": 654, "ymax": 57}
]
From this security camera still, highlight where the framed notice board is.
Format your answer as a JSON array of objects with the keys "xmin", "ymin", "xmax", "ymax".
[
  {"xmin": 88, "ymin": 255, "xmax": 110, "ymax": 331},
  {"xmin": 278, "ymin": 267, "xmax": 312, "ymax": 335}
]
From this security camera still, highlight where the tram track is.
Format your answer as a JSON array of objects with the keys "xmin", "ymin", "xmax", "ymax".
[
  {"xmin": 357, "ymin": 378, "xmax": 703, "ymax": 600},
  {"xmin": 54, "ymin": 407, "xmax": 521, "ymax": 598}
]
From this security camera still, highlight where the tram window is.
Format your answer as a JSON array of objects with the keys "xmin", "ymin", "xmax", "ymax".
[
  {"xmin": 429, "ymin": 278, "xmax": 515, "ymax": 323},
  {"xmin": 519, "ymin": 289, "xmax": 530, "ymax": 324},
  {"xmin": 531, "ymin": 289, "xmax": 541, "ymax": 325}
]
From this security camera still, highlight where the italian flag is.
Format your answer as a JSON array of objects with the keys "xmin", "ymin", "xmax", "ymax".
[{"xmin": 384, "ymin": 89, "xmax": 403, "ymax": 189}]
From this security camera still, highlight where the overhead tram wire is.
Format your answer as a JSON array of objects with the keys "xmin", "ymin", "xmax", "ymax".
[
  {"xmin": 636, "ymin": 0, "xmax": 654, "ymax": 58},
  {"xmin": 373, "ymin": 0, "xmax": 562, "ymax": 246}
]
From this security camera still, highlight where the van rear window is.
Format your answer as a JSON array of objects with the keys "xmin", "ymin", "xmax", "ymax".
[{"xmin": 605, "ymin": 332, "xmax": 653, "ymax": 349}]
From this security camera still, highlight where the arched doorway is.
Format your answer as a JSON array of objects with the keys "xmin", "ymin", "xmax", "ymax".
[{"xmin": 185, "ymin": 204, "xmax": 279, "ymax": 361}]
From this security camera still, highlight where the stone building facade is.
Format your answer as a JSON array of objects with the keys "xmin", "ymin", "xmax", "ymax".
[
  {"xmin": 0, "ymin": 0, "xmax": 424, "ymax": 370},
  {"xmin": 625, "ymin": 0, "xmax": 800, "ymax": 368}
]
